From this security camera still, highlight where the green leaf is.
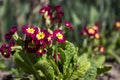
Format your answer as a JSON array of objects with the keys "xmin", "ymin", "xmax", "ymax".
[
  {"xmin": 97, "ymin": 66, "xmax": 112, "ymax": 75},
  {"xmin": 96, "ymin": 56, "xmax": 106, "ymax": 67},
  {"xmin": 49, "ymin": 59, "xmax": 63, "ymax": 78},
  {"xmin": 58, "ymin": 48, "xmax": 66, "ymax": 65},
  {"xmin": 69, "ymin": 54, "xmax": 91, "ymax": 80},
  {"xmin": 89, "ymin": 6, "xmax": 99, "ymax": 24},
  {"xmin": 35, "ymin": 60, "xmax": 55, "ymax": 80},
  {"xmin": 64, "ymin": 41, "xmax": 77, "ymax": 64},
  {"xmin": 84, "ymin": 59, "xmax": 97, "ymax": 80},
  {"xmin": 77, "ymin": 54, "xmax": 91, "ymax": 77},
  {"xmin": 13, "ymin": 50, "xmax": 35, "ymax": 74}
]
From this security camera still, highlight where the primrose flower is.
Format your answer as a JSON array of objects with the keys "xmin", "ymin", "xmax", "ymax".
[
  {"xmin": 24, "ymin": 39, "xmax": 38, "ymax": 53},
  {"xmin": 9, "ymin": 26, "xmax": 18, "ymax": 33},
  {"xmin": 5, "ymin": 26, "xmax": 18, "ymax": 40},
  {"xmin": 115, "ymin": 21, "xmax": 120, "ymax": 29},
  {"xmin": 55, "ymin": 5, "xmax": 64, "ymax": 17},
  {"xmin": 64, "ymin": 21, "xmax": 74, "ymax": 30},
  {"xmin": 47, "ymin": 34, "xmax": 54, "ymax": 44},
  {"xmin": 22, "ymin": 25, "xmax": 38, "ymax": 37},
  {"xmin": 35, "ymin": 29, "xmax": 50, "ymax": 46},
  {"xmin": 36, "ymin": 48, "xmax": 46, "ymax": 55},
  {"xmin": 0, "ymin": 44, "xmax": 11, "ymax": 58},
  {"xmin": 87, "ymin": 28, "xmax": 96, "ymax": 36},
  {"xmin": 79, "ymin": 26, "xmax": 88, "ymax": 35},
  {"xmin": 53, "ymin": 29, "xmax": 66, "ymax": 43},
  {"xmin": 99, "ymin": 46, "xmax": 105, "ymax": 54},
  {"xmin": 39, "ymin": 5, "xmax": 52, "ymax": 14}
]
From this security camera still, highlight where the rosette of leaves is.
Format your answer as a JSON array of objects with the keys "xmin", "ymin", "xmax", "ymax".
[{"xmin": 13, "ymin": 40, "xmax": 111, "ymax": 80}]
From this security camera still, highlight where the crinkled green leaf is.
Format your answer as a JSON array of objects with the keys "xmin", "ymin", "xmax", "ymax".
[
  {"xmin": 58, "ymin": 48, "xmax": 66, "ymax": 65},
  {"xmin": 69, "ymin": 54, "xmax": 91, "ymax": 80},
  {"xmin": 84, "ymin": 59, "xmax": 97, "ymax": 80},
  {"xmin": 13, "ymin": 50, "xmax": 34, "ymax": 74},
  {"xmin": 77, "ymin": 54, "xmax": 91, "ymax": 77},
  {"xmin": 64, "ymin": 41, "xmax": 77, "ymax": 64},
  {"xmin": 35, "ymin": 60, "xmax": 55, "ymax": 80}
]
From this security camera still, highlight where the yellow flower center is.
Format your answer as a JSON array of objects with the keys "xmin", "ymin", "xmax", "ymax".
[
  {"xmin": 88, "ymin": 28, "xmax": 95, "ymax": 34},
  {"xmin": 36, "ymin": 32, "xmax": 45, "ymax": 40},
  {"xmin": 116, "ymin": 22, "xmax": 120, "ymax": 28},
  {"xmin": 26, "ymin": 28, "xmax": 35, "ymax": 34},
  {"xmin": 56, "ymin": 33, "xmax": 63, "ymax": 39},
  {"xmin": 39, "ymin": 48, "xmax": 43, "ymax": 53}
]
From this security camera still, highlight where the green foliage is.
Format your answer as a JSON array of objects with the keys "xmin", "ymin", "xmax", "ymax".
[
  {"xmin": 12, "ymin": 41, "xmax": 106, "ymax": 80},
  {"xmin": 35, "ymin": 60, "xmax": 55, "ymax": 80},
  {"xmin": 97, "ymin": 66, "xmax": 112, "ymax": 75},
  {"xmin": 84, "ymin": 59, "xmax": 97, "ymax": 80},
  {"xmin": 13, "ymin": 50, "xmax": 35, "ymax": 74}
]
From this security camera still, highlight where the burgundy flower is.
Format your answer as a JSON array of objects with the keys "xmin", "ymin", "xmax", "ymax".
[
  {"xmin": 79, "ymin": 26, "xmax": 88, "ymax": 35},
  {"xmin": 35, "ymin": 29, "xmax": 49, "ymax": 41},
  {"xmin": 0, "ymin": 44, "xmax": 11, "ymax": 58},
  {"xmin": 24, "ymin": 39, "xmax": 39, "ymax": 53},
  {"xmin": 115, "ymin": 21, "xmax": 120, "ymax": 29},
  {"xmin": 87, "ymin": 28, "xmax": 96, "ymax": 36},
  {"xmin": 4, "ymin": 26, "xmax": 18, "ymax": 40},
  {"xmin": 55, "ymin": 5, "xmax": 64, "ymax": 17},
  {"xmin": 36, "ymin": 48, "xmax": 46, "ymax": 55},
  {"xmin": 64, "ymin": 21, "xmax": 74, "ymax": 30},
  {"xmin": 39, "ymin": 5, "xmax": 52, "ymax": 14},
  {"xmin": 22, "ymin": 25, "xmax": 38, "ymax": 38},
  {"xmin": 9, "ymin": 26, "xmax": 18, "ymax": 33},
  {"xmin": 9, "ymin": 40, "xmax": 15, "ymax": 47},
  {"xmin": 55, "ymin": 17, "xmax": 62, "ymax": 23},
  {"xmin": 5, "ymin": 33, "xmax": 13, "ymax": 40},
  {"xmin": 99, "ymin": 46, "xmax": 105, "ymax": 54},
  {"xmin": 53, "ymin": 29, "xmax": 66, "ymax": 43},
  {"xmin": 53, "ymin": 53, "xmax": 61, "ymax": 60}
]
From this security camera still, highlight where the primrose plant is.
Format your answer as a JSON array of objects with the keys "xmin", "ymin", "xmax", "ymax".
[{"xmin": 0, "ymin": 5, "xmax": 111, "ymax": 80}]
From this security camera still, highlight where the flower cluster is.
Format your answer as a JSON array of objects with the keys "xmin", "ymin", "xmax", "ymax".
[
  {"xmin": 0, "ymin": 5, "xmax": 69, "ymax": 58},
  {"xmin": 39, "ymin": 5, "xmax": 73, "ymax": 30},
  {"xmin": 80, "ymin": 23, "xmax": 100, "ymax": 40},
  {"xmin": 0, "ymin": 26, "xmax": 66, "ymax": 58},
  {"xmin": 79, "ymin": 23, "xmax": 105, "ymax": 55},
  {"xmin": 93, "ymin": 45, "xmax": 105, "ymax": 56},
  {"xmin": 22, "ymin": 25, "xmax": 66, "ymax": 55},
  {"xmin": 0, "ymin": 26, "xmax": 17, "ymax": 58},
  {"xmin": 39, "ymin": 5, "xmax": 64, "ymax": 24},
  {"xmin": 115, "ymin": 21, "xmax": 120, "ymax": 30},
  {"xmin": 5, "ymin": 26, "xmax": 18, "ymax": 40}
]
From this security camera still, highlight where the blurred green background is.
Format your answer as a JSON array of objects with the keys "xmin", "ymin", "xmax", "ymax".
[{"xmin": 0, "ymin": 0, "xmax": 120, "ymax": 44}]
